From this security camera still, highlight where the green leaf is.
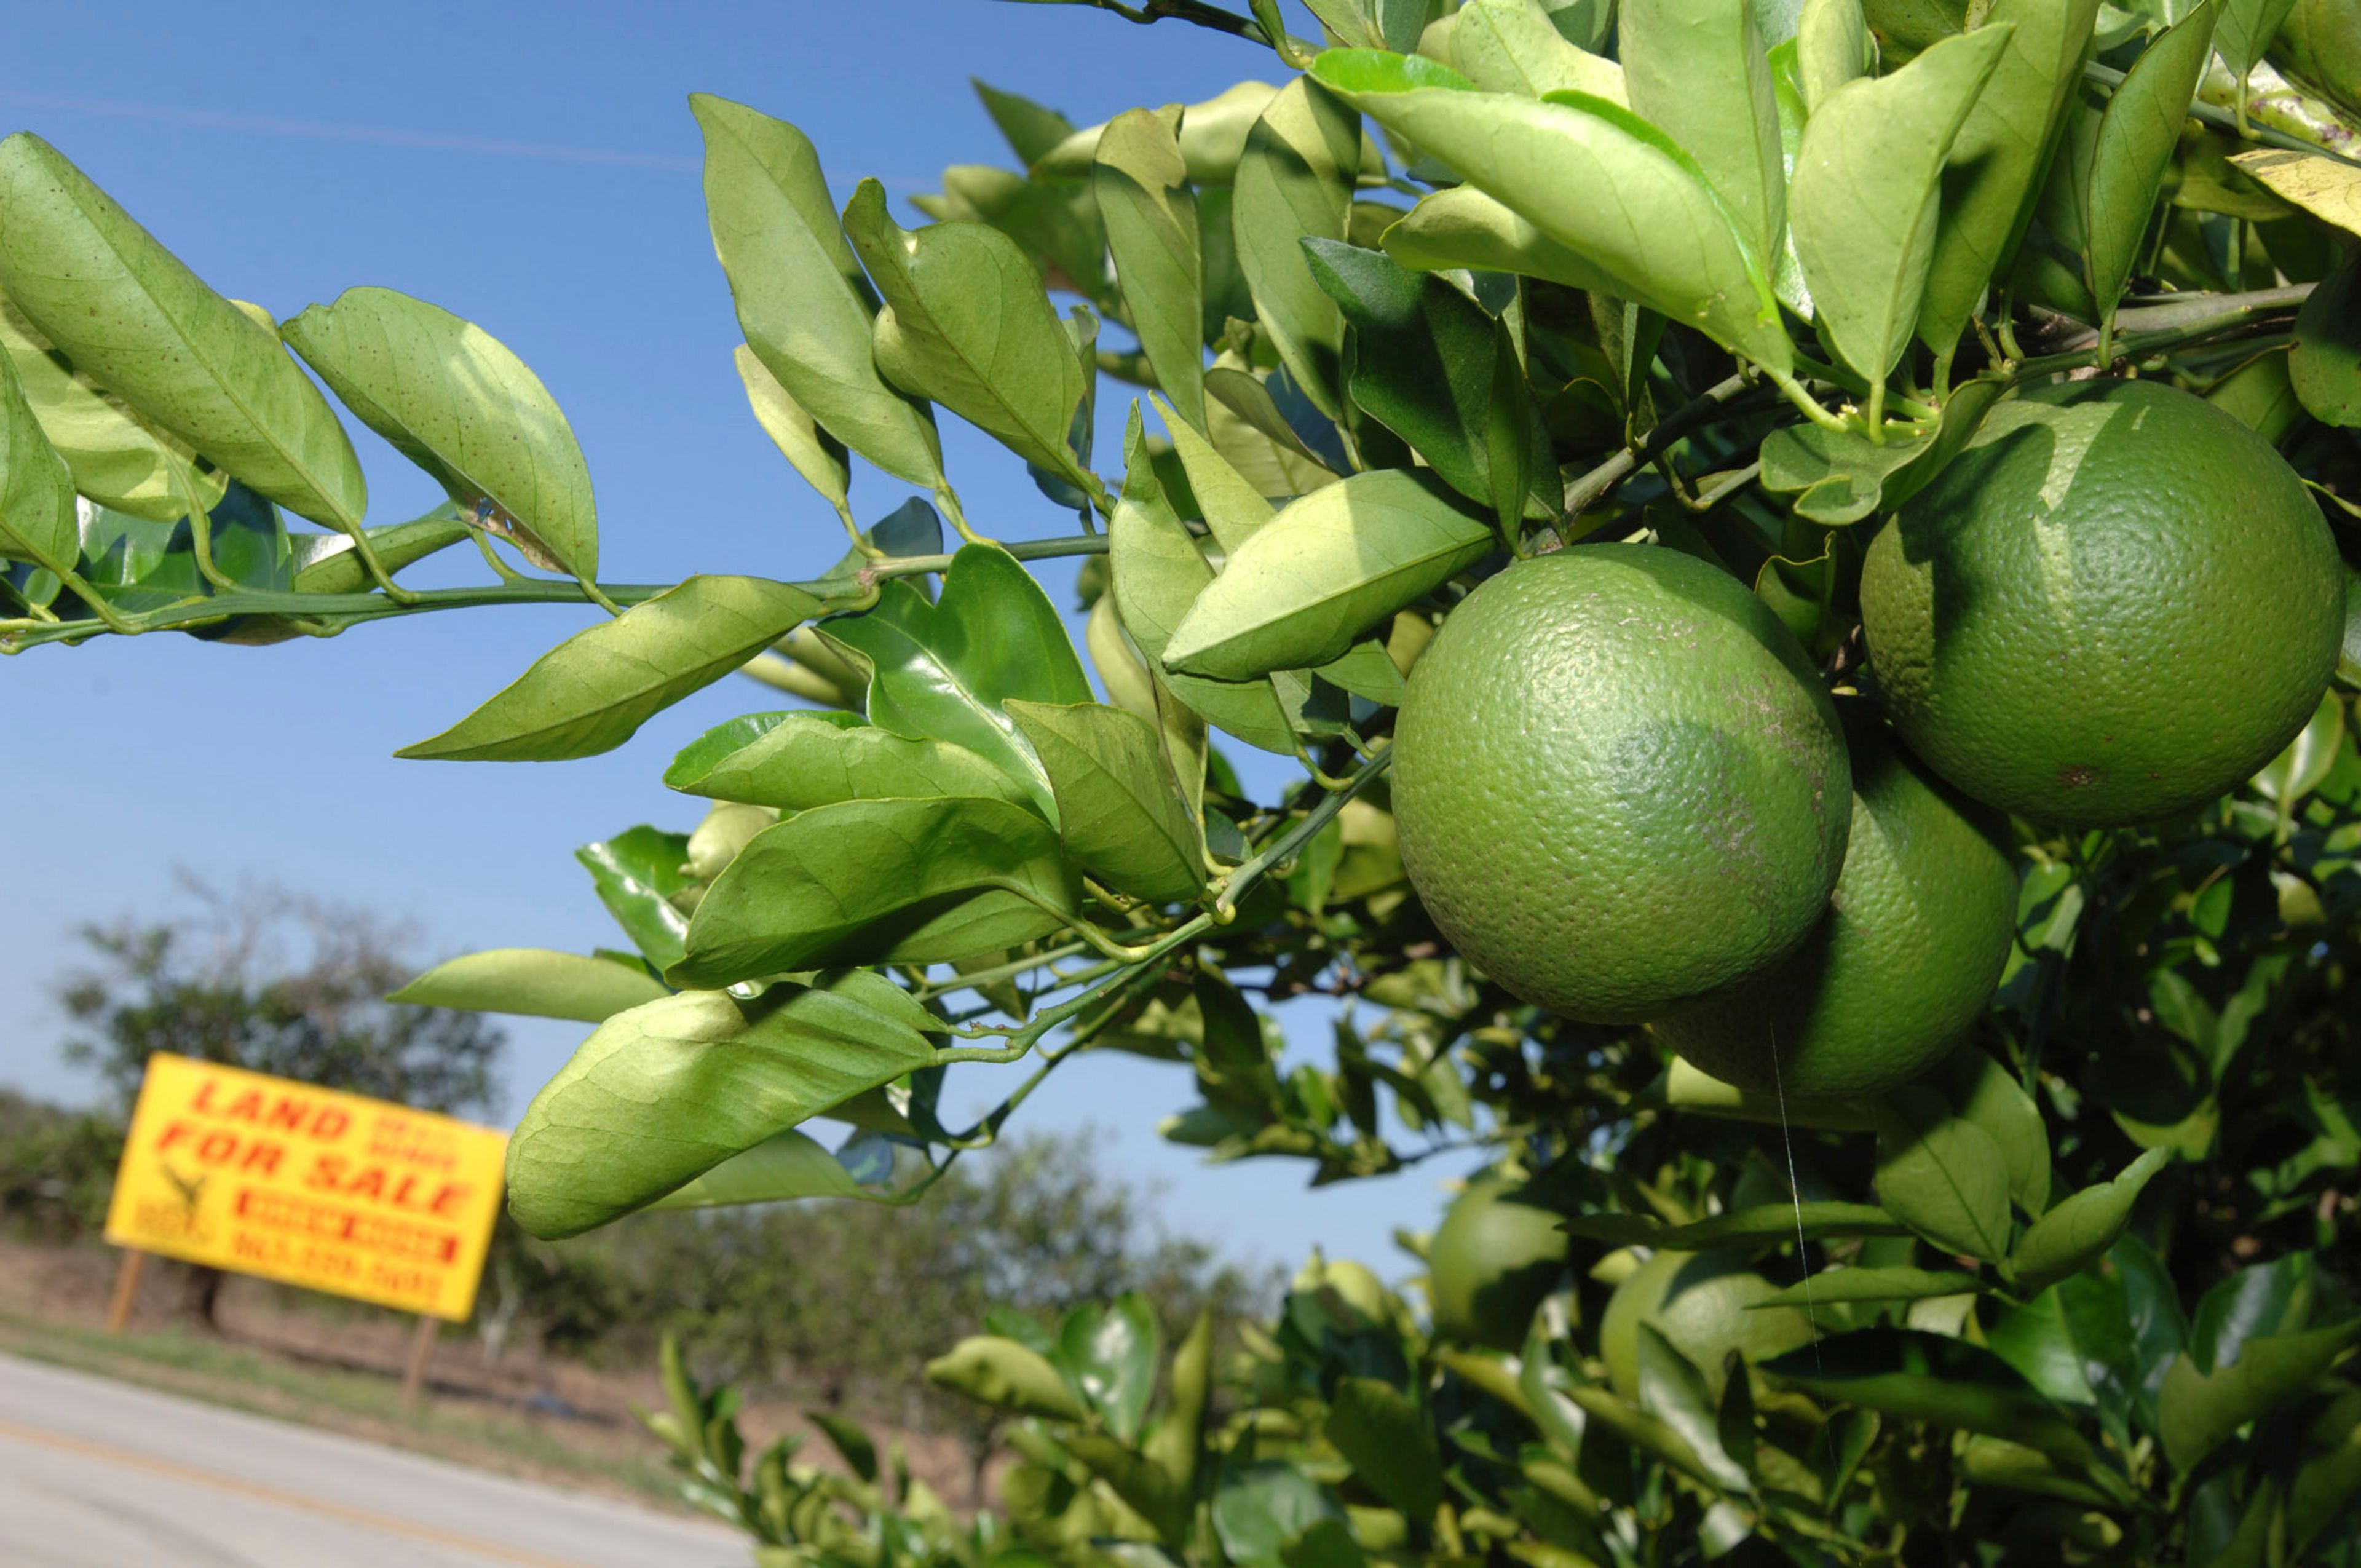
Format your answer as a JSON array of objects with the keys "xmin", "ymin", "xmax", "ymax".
[
  {"xmin": 1109, "ymin": 410, "xmax": 1301, "ymax": 756},
  {"xmin": 1378, "ymin": 187, "xmax": 1619, "ymax": 293},
  {"xmin": 1007, "ymin": 700, "xmax": 1207, "ymax": 903},
  {"xmin": 1797, "ymin": 0, "xmax": 1875, "ymax": 112},
  {"xmin": 1144, "ymin": 1309, "xmax": 1214, "ymax": 1500},
  {"xmin": 822, "ymin": 543, "xmax": 1093, "ymax": 818},
  {"xmin": 1873, "ymin": 1085, "xmax": 2014, "ymax": 1264},
  {"xmin": 1311, "ymin": 53, "xmax": 1793, "ymax": 374},
  {"xmin": 2231, "ymin": 148, "xmax": 2361, "ymax": 237},
  {"xmin": 1635, "ymin": 1324, "xmax": 1752, "ymax": 1492},
  {"xmin": 1447, "ymin": 0, "xmax": 1629, "ymax": 101},
  {"xmin": 807, "ymin": 1411, "xmax": 882, "ymax": 1486},
  {"xmin": 927, "ymin": 1335, "xmax": 1091, "ymax": 1420},
  {"xmin": 1915, "ymin": 0, "xmax": 2100, "ymax": 356},
  {"xmin": 0, "ymin": 347, "xmax": 77, "ymax": 574},
  {"xmin": 666, "ymin": 710, "xmax": 1035, "ymax": 813},
  {"xmin": 975, "ymin": 79, "xmax": 1078, "ymax": 167},
  {"xmin": 1619, "ymin": 0, "xmax": 1789, "ymax": 266},
  {"xmin": 1932, "ymin": 1045, "xmax": 2051, "ymax": 1218},
  {"xmin": 1213, "ymin": 1462, "xmax": 1347, "ymax": 1566},
  {"xmin": 2253, "ymin": 689, "xmax": 2347, "ymax": 807},
  {"xmin": 922, "ymin": 166, "xmax": 1112, "ymax": 314},
  {"xmin": 1750, "ymin": 1267, "xmax": 1984, "ymax": 1309},
  {"xmin": 733, "ymin": 343, "xmax": 850, "ymax": 518},
  {"xmin": 2214, "ymin": 0, "xmax": 2296, "ymax": 79},
  {"xmin": 1757, "ymin": 376, "xmax": 2001, "ymax": 523},
  {"xmin": 1155, "ymin": 392, "xmax": 1276, "ymax": 556},
  {"xmin": 1059, "ymin": 1294, "xmax": 1161, "ymax": 1443},
  {"xmin": 2160, "ymin": 1317, "xmax": 2361, "ymax": 1470},
  {"xmin": 2291, "ymin": 248, "xmax": 2361, "ymax": 428},
  {"xmin": 1036, "ymin": 82, "xmax": 1284, "ymax": 186},
  {"xmin": 645, "ymin": 1128, "xmax": 868, "ymax": 1208},
  {"xmin": 1762, "ymin": 1328, "xmax": 2098, "ymax": 1468},
  {"xmin": 690, "ymin": 96, "xmax": 944, "ymax": 489},
  {"xmin": 505, "ymin": 972, "xmax": 941, "ymax": 1237},
  {"xmin": 1096, "ymin": 109, "xmax": 1206, "ymax": 434},
  {"xmin": 287, "ymin": 509, "xmax": 472, "ymax": 596},
  {"xmin": 389, "ymin": 948, "xmax": 670, "ymax": 1023},
  {"xmin": 1203, "ymin": 366, "xmax": 1347, "ymax": 475},
  {"xmin": 1164, "ymin": 469, "xmax": 1492, "ymax": 679},
  {"xmin": 577, "ymin": 826, "xmax": 694, "ymax": 973},
  {"xmin": 0, "ymin": 293, "xmax": 224, "ymax": 523},
  {"xmin": 0, "ymin": 133, "xmax": 365, "ymax": 530},
  {"xmin": 2013, "ymin": 1149, "xmax": 2172, "ymax": 1296},
  {"xmin": 2081, "ymin": 3, "xmax": 2218, "ymax": 320},
  {"xmin": 1301, "ymin": 240, "xmax": 1548, "ymax": 526},
  {"xmin": 1560, "ymin": 1202, "xmax": 1908, "ymax": 1248},
  {"xmin": 842, "ymin": 180, "xmax": 1088, "ymax": 485},
  {"xmin": 1663, "ymin": 1056, "xmax": 1880, "ymax": 1131},
  {"xmin": 1324, "ymin": 1376, "xmax": 1444, "ymax": 1519},
  {"xmin": 1794, "ymin": 29, "xmax": 2009, "ymax": 390},
  {"xmin": 1233, "ymin": 79, "xmax": 1364, "ymax": 419},
  {"xmin": 671, "ymin": 796, "xmax": 1081, "ymax": 987},
  {"xmin": 396, "ymin": 576, "xmax": 823, "ymax": 762},
  {"xmin": 283, "ymin": 287, "xmax": 598, "ymax": 581}
]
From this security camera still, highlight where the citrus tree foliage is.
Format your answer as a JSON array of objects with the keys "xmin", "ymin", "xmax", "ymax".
[{"xmin": 7, "ymin": 0, "xmax": 2361, "ymax": 1560}]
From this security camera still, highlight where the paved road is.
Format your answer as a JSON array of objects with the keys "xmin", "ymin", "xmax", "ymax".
[{"xmin": 0, "ymin": 1353, "xmax": 747, "ymax": 1567}]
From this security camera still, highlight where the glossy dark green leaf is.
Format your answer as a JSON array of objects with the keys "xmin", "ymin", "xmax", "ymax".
[
  {"xmin": 1233, "ymin": 79, "xmax": 1362, "ymax": 419},
  {"xmin": 0, "ymin": 134, "xmax": 366, "ymax": 530},
  {"xmin": 1302, "ymin": 240, "xmax": 1548, "ymax": 526},
  {"xmin": 1059, "ymin": 1293, "xmax": 1161, "ymax": 1443},
  {"xmin": 397, "ymin": 576, "xmax": 823, "ymax": 762},
  {"xmin": 2191, "ymin": 1254, "xmax": 2315, "ymax": 1372},
  {"xmin": 0, "ymin": 293, "xmax": 223, "ymax": 523},
  {"xmin": 1985, "ymin": 1287, "xmax": 2100, "ymax": 1407},
  {"xmin": 1561, "ymin": 1202, "xmax": 1908, "ymax": 1248},
  {"xmin": 1007, "ymin": 700, "xmax": 1207, "ymax": 903},
  {"xmin": 0, "ymin": 347, "xmax": 77, "ymax": 574},
  {"xmin": 2014, "ymin": 1149, "xmax": 2172, "ymax": 1294},
  {"xmin": 1763, "ymin": 1328, "xmax": 2098, "ymax": 1467},
  {"xmin": 2160, "ymin": 1317, "xmax": 2361, "ymax": 1470},
  {"xmin": 2292, "ymin": 248, "xmax": 2361, "ymax": 428},
  {"xmin": 1873, "ymin": 1084, "xmax": 2014, "ymax": 1263},
  {"xmin": 671, "ymin": 796, "xmax": 1081, "ymax": 987},
  {"xmin": 1324, "ymin": 1376, "xmax": 1443, "ymax": 1519},
  {"xmin": 1915, "ymin": 0, "xmax": 2099, "ymax": 356},
  {"xmin": 733, "ymin": 343, "xmax": 850, "ymax": 518},
  {"xmin": 1096, "ymin": 109, "xmax": 1206, "ymax": 433},
  {"xmin": 1311, "ymin": 52, "xmax": 1792, "ymax": 373},
  {"xmin": 1792, "ymin": 29, "xmax": 2010, "ymax": 390},
  {"xmin": 842, "ymin": 180, "xmax": 1089, "ymax": 486},
  {"xmin": 1758, "ymin": 376, "xmax": 2001, "ymax": 523},
  {"xmin": 577, "ymin": 826, "xmax": 694, "ymax": 973},
  {"xmin": 1212, "ymin": 1461, "xmax": 1347, "ymax": 1566},
  {"xmin": 2252, "ymin": 690, "xmax": 2346, "ymax": 807},
  {"xmin": 1932, "ymin": 1045, "xmax": 2051, "ymax": 1217},
  {"xmin": 505, "ymin": 970, "xmax": 941, "ymax": 1237},
  {"xmin": 690, "ymin": 95, "xmax": 944, "ymax": 488},
  {"xmin": 1164, "ymin": 469, "xmax": 1492, "ymax": 679},
  {"xmin": 2082, "ymin": 2, "xmax": 2219, "ymax": 320},
  {"xmin": 823, "ymin": 543, "xmax": 1092, "ymax": 818},
  {"xmin": 1620, "ymin": 0, "xmax": 1789, "ymax": 266},
  {"xmin": 1750, "ymin": 1267, "xmax": 1983, "ymax": 1309},
  {"xmin": 1204, "ymin": 365, "xmax": 1348, "ymax": 476},
  {"xmin": 666, "ymin": 710, "xmax": 1034, "ymax": 814},
  {"xmin": 1378, "ymin": 186, "xmax": 1618, "ymax": 293},
  {"xmin": 806, "ymin": 1411, "xmax": 882, "ymax": 1485},
  {"xmin": 389, "ymin": 948, "xmax": 670, "ymax": 1024},
  {"xmin": 1635, "ymin": 1324, "xmax": 1752, "ymax": 1492}
]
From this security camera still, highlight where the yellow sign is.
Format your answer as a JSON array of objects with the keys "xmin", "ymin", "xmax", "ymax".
[{"xmin": 105, "ymin": 1055, "xmax": 507, "ymax": 1321}]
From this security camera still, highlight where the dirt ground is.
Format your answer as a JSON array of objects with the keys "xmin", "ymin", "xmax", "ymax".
[{"xmin": 0, "ymin": 1235, "xmax": 994, "ymax": 1518}]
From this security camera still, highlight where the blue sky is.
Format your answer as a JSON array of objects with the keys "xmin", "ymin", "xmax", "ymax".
[{"xmin": 0, "ymin": 2, "xmax": 1485, "ymax": 1276}]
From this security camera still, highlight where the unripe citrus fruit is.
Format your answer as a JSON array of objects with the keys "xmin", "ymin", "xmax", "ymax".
[
  {"xmin": 1426, "ymin": 1177, "xmax": 1569, "ymax": 1350},
  {"xmin": 1393, "ymin": 545, "xmax": 1851, "ymax": 1023},
  {"xmin": 1651, "ymin": 735, "xmax": 2017, "ymax": 1098},
  {"xmin": 1861, "ymin": 379, "xmax": 2341, "ymax": 826},
  {"xmin": 1600, "ymin": 1248, "xmax": 1817, "ymax": 1401}
]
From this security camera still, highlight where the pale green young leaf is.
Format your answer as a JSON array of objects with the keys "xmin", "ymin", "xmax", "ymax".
[
  {"xmin": 1164, "ymin": 468, "xmax": 1493, "ymax": 680},
  {"xmin": 1311, "ymin": 51, "xmax": 1792, "ymax": 374},
  {"xmin": 505, "ymin": 973, "xmax": 941, "ymax": 1237},
  {"xmin": 0, "ymin": 294, "xmax": 225, "ymax": 523},
  {"xmin": 0, "ymin": 349, "xmax": 77, "ymax": 572},
  {"xmin": 1449, "ymin": 0, "xmax": 1629, "ymax": 102},
  {"xmin": 1873, "ymin": 1085, "xmax": 2015, "ymax": 1264},
  {"xmin": 1915, "ymin": 0, "xmax": 2101, "ymax": 357},
  {"xmin": 671, "ymin": 796, "xmax": 1082, "ymax": 987},
  {"xmin": 1035, "ymin": 82, "xmax": 1282, "ymax": 185},
  {"xmin": 2012, "ymin": 1149, "xmax": 2172, "ymax": 1294},
  {"xmin": 397, "ymin": 576, "xmax": 822, "ymax": 762},
  {"xmin": 1792, "ymin": 28, "xmax": 2011, "ymax": 387},
  {"xmin": 665, "ymin": 710, "xmax": 1035, "ymax": 813},
  {"xmin": 1797, "ymin": 0, "xmax": 1874, "ymax": 111},
  {"xmin": 0, "ymin": 133, "xmax": 366, "ymax": 529},
  {"xmin": 647, "ymin": 1128, "xmax": 868, "ymax": 1210},
  {"xmin": 2228, "ymin": 148, "xmax": 2361, "ymax": 236},
  {"xmin": 1232, "ymin": 79, "xmax": 1362, "ymax": 419},
  {"xmin": 690, "ymin": 95, "xmax": 944, "ymax": 489},
  {"xmin": 389, "ymin": 948, "xmax": 670, "ymax": 1024},
  {"xmin": 1619, "ymin": 0, "xmax": 1789, "ymax": 265},
  {"xmin": 732, "ymin": 343, "xmax": 850, "ymax": 517},
  {"xmin": 1378, "ymin": 186, "xmax": 1619, "ymax": 293},
  {"xmin": 2084, "ymin": 2, "xmax": 2220, "ymax": 319},
  {"xmin": 974, "ymin": 79, "xmax": 1078, "ymax": 168},
  {"xmin": 1008, "ymin": 699, "xmax": 1208, "ymax": 903},
  {"xmin": 283, "ymin": 286, "xmax": 598, "ymax": 581},
  {"xmin": 821, "ymin": 542, "xmax": 1093, "ymax": 818},
  {"xmin": 843, "ymin": 180, "xmax": 1088, "ymax": 483},
  {"xmin": 1096, "ymin": 109, "xmax": 1207, "ymax": 432},
  {"xmin": 1635, "ymin": 1325, "xmax": 1752, "ymax": 1492},
  {"xmin": 1154, "ymin": 392, "xmax": 1276, "ymax": 555}
]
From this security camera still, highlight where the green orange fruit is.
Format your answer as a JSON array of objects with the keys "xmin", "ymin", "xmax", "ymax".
[
  {"xmin": 1393, "ymin": 545, "xmax": 1851, "ymax": 1024},
  {"xmin": 1861, "ymin": 379, "xmax": 2341, "ymax": 826},
  {"xmin": 1651, "ymin": 735, "xmax": 2017, "ymax": 1098},
  {"xmin": 1426, "ymin": 1177, "xmax": 1570, "ymax": 1350},
  {"xmin": 1600, "ymin": 1248, "xmax": 1818, "ymax": 1401}
]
